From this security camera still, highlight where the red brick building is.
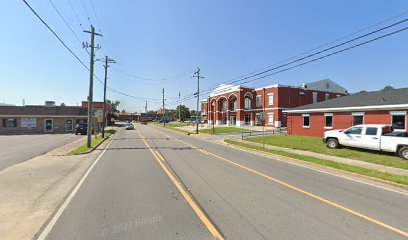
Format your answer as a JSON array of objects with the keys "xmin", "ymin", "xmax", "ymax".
[
  {"xmin": 201, "ymin": 100, "xmax": 208, "ymax": 121},
  {"xmin": 284, "ymin": 88, "xmax": 408, "ymax": 137},
  {"xmin": 0, "ymin": 104, "xmax": 87, "ymax": 134},
  {"xmin": 204, "ymin": 79, "xmax": 347, "ymax": 127},
  {"xmin": 0, "ymin": 101, "xmax": 111, "ymax": 135}
]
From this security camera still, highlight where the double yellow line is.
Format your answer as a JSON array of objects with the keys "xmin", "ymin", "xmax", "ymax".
[
  {"xmin": 153, "ymin": 127, "xmax": 408, "ymax": 239},
  {"xmin": 137, "ymin": 130, "xmax": 224, "ymax": 240}
]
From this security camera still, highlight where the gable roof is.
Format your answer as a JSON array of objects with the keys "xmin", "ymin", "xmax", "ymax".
[
  {"xmin": 304, "ymin": 79, "xmax": 347, "ymax": 94},
  {"xmin": 285, "ymin": 88, "xmax": 408, "ymax": 113}
]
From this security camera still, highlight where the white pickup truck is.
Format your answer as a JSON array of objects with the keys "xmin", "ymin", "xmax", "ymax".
[{"xmin": 323, "ymin": 124, "xmax": 408, "ymax": 160}]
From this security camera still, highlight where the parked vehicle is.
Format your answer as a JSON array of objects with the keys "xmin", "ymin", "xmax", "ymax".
[
  {"xmin": 125, "ymin": 124, "xmax": 135, "ymax": 130},
  {"xmin": 323, "ymin": 124, "xmax": 408, "ymax": 160},
  {"xmin": 75, "ymin": 123, "xmax": 93, "ymax": 135},
  {"xmin": 140, "ymin": 120, "xmax": 147, "ymax": 125}
]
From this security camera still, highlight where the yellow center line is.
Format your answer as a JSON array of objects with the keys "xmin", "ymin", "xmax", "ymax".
[
  {"xmin": 153, "ymin": 127, "xmax": 408, "ymax": 238},
  {"xmin": 136, "ymin": 129, "xmax": 224, "ymax": 240}
]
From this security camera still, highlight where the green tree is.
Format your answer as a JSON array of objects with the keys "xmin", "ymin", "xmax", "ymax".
[
  {"xmin": 106, "ymin": 99, "xmax": 120, "ymax": 112},
  {"xmin": 174, "ymin": 105, "xmax": 190, "ymax": 121},
  {"xmin": 382, "ymin": 86, "xmax": 394, "ymax": 91}
]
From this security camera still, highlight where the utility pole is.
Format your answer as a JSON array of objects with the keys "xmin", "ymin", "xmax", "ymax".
[
  {"xmin": 162, "ymin": 88, "xmax": 166, "ymax": 127},
  {"xmin": 145, "ymin": 100, "xmax": 148, "ymax": 113},
  {"xmin": 83, "ymin": 25, "xmax": 102, "ymax": 148},
  {"xmin": 100, "ymin": 55, "xmax": 115, "ymax": 138},
  {"xmin": 178, "ymin": 91, "xmax": 181, "ymax": 122},
  {"xmin": 193, "ymin": 67, "xmax": 204, "ymax": 134}
]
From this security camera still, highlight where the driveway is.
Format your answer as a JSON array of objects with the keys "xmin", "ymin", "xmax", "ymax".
[{"xmin": 0, "ymin": 134, "xmax": 83, "ymax": 171}]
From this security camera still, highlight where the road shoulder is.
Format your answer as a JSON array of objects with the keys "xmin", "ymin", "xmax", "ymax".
[{"xmin": 0, "ymin": 133, "xmax": 114, "ymax": 240}]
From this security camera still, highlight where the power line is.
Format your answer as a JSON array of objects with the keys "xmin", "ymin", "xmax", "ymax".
[
  {"xmin": 110, "ymin": 67, "xmax": 191, "ymax": 82},
  {"xmin": 48, "ymin": 0, "xmax": 83, "ymax": 44},
  {"xmin": 173, "ymin": 12, "xmax": 408, "ymax": 105},
  {"xmin": 169, "ymin": 26, "xmax": 408, "ymax": 107},
  {"xmin": 22, "ymin": 0, "xmax": 159, "ymax": 103}
]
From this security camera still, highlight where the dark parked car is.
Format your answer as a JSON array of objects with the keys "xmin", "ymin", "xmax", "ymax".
[{"xmin": 75, "ymin": 123, "xmax": 93, "ymax": 135}]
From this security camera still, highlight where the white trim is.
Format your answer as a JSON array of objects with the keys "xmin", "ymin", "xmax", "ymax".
[
  {"xmin": 236, "ymin": 107, "xmax": 287, "ymax": 111},
  {"xmin": 302, "ymin": 114, "xmax": 310, "ymax": 128},
  {"xmin": 244, "ymin": 92, "xmax": 253, "ymax": 99},
  {"xmin": 284, "ymin": 104, "xmax": 408, "ymax": 113},
  {"xmin": 352, "ymin": 112, "xmax": 365, "ymax": 116},
  {"xmin": 390, "ymin": 111, "xmax": 407, "ymax": 115},
  {"xmin": 390, "ymin": 113, "xmax": 406, "ymax": 132},
  {"xmin": 228, "ymin": 93, "xmax": 238, "ymax": 99},
  {"xmin": 267, "ymin": 93, "xmax": 274, "ymax": 106},
  {"xmin": 324, "ymin": 113, "xmax": 333, "ymax": 129}
]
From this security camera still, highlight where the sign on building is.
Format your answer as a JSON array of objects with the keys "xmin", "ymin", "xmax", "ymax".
[
  {"xmin": 21, "ymin": 118, "xmax": 37, "ymax": 128},
  {"xmin": 94, "ymin": 109, "xmax": 103, "ymax": 123}
]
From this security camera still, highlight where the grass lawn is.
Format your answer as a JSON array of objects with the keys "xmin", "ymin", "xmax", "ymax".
[
  {"xmin": 165, "ymin": 122, "xmax": 188, "ymax": 128},
  {"xmin": 199, "ymin": 127, "xmax": 253, "ymax": 134},
  {"xmin": 68, "ymin": 129, "xmax": 116, "ymax": 155},
  {"xmin": 246, "ymin": 136, "xmax": 408, "ymax": 170},
  {"xmin": 225, "ymin": 139, "xmax": 408, "ymax": 185}
]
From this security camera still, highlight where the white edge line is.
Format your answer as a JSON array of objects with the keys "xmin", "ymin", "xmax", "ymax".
[
  {"xmin": 36, "ymin": 131, "xmax": 117, "ymax": 240},
  {"xmin": 220, "ymin": 140, "xmax": 408, "ymax": 197},
  {"xmin": 156, "ymin": 126, "xmax": 408, "ymax": 197}
]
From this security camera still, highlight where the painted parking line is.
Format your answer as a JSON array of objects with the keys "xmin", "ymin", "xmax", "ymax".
[
  {"xmin": 136, "ymin": 129, "xmax": 224, "ymax": 240},
  {"xmin": 153, "ymin": 127, "xmax": 408, "ymax": 238}
]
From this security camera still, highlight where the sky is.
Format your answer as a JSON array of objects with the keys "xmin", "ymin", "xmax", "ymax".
[{"xmin": 1, "ymin": 0, "xmax": 408, "ymax": 112}]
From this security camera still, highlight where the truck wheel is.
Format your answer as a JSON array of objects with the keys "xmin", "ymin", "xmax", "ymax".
[
  {"xmin": 327, "ymin": 138, "xmax": 340, "ymax": 149},
  {"xmin": 398, "ymin": 147, "xmax": 408, "ymax": 160}
]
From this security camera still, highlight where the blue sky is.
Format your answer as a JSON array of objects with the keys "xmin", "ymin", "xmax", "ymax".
[{"xmin": 1, "ymin": 0, "xmax": 408, "ymax": 112}]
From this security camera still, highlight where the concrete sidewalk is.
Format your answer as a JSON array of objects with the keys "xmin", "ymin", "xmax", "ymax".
[
  {"xmin": 0, "ymin": 132, "xmax": 116, "ymax": 240},
  {"xmin": 228, "ymin": 138, "xmax": 408, "ymax": 176}
]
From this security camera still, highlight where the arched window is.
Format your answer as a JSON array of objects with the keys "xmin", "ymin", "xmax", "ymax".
[
  {"xmin": 230, "ymin": 98, "xmax": 237, "ymax": 111},
  {"xmin": 221, "ymin": 99, "xmax": 227, "ymax": 111},
  {"xmin": 244, "ymin": 96, "xmax": 251, "ymax": 110}
]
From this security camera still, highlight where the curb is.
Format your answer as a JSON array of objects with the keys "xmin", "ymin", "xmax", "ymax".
[
  {"xmin": 68, "ymin": 131, "xmax": 116, "ymax": 155},
  {"xmin": 222, "ymin": 139, "xmax": 408, "ymax": 191}
]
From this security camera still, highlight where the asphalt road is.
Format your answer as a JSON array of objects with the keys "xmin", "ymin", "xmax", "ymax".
[
  {"xmin": 0, "ymin": 134, "xmax": 83, "ymax": 171},
  {"xmin": 44, "ymin": 125, "xmax": 408, "ymax": 240}
]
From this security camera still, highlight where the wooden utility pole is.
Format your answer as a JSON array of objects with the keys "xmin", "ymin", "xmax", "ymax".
[
  {"xmin": 178, "ymin": 91, "xmax": 181, "ymax": 122},
  {"xmin": 83, "ymin": 26, "xmax": 102, "ymax": 148},
  {"xmin": 101, "ymin": 56, "xmax": 115, "ymax": 138},
  {"xmin": 162, "ymin": 88, "xmax": 166, "ymax": 127},
  {"xmin": 193, "ymin": 68, "xmax": 204, "ymax": 134}
]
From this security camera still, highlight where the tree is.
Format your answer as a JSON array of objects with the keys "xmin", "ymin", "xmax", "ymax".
[
  {"xmin": 356, "ymin": 90, "xmax": 367, "ymax": 94},
  {"xmin": 173, "ymin": 105, "xmax": 190, "ymax": 121},
  {"xmin": 106, "ymin": 99, "xmax": 120, "ymax": 112},
  {"xmin": 382, "ymin": 86, "xmax": 394, "ymax": 91},
  {"xmin": 121, "ymin": 109, "xmax": 126, "ymax": 113}
]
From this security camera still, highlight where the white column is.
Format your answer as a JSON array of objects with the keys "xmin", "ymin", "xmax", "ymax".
[
  {"xmin": 236, "ymin": 121, "xmax": 244, "ymax": 126},
  {"xmin": 216, "ymin": 120, "xmax": 221, "ymax": 125},
  {"xmin": 226, "ymin": 120, "xmax": 230, "ymax": 126}
]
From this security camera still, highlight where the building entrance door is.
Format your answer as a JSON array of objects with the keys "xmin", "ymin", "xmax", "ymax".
[
  {"xmin": 65, "ymin": 119, "xmax": 73, "ymax": 132},
  {"xmin": 244, "ymin": 114, "xmax": 251, "ymax": 126},
  {"xmin": 230, "ymin": 115, "xmax": 236, "ymax": 125},
  {"xmin": 44, "ymin": 119, "xmax": 53, "ymax": 133}
]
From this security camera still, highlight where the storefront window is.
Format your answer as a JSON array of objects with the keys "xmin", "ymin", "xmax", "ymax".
[{"xmin": 2, "ymin": 118, "xmax": 17, "ymax": 128}]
